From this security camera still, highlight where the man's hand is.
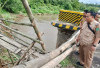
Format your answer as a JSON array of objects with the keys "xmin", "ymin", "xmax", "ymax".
[
  {"xmin": 76, "ymin": 38, "xmax": 79, "ymax": 43},
  {"xmin": 91, "ymin": 46, "xmax": 96, "ymax": 51}
]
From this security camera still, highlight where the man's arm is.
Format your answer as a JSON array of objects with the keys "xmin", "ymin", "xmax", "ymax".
[{"xmin": 93, "ymin": 23, "xmax": 100, "ymax": 46}]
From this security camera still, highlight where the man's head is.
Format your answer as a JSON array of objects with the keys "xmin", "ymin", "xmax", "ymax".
[
  {"xmin": 86, "ymin": 11, "xmax": 96, "ymax": 23},
  {"xmin": 83, "ymin": 10, "xmax": 88, "ymax": 17},
  {"xmin": 95, "ymin": 13, "xmax": 100, "ymax": 22}
]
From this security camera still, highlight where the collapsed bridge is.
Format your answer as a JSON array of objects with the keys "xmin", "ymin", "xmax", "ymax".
[{"xmin": 0, "ymin": 0, "xmax": 100, "ymax": 68}]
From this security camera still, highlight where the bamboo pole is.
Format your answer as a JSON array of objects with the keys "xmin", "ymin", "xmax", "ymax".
[
  {"xmin": 1, "ymin": 27, "xmax": 45, "ymax": 52},
  {"xmin": 14, "ymin": 33, "xmax": 45, "ymax": 65},
  {"xmin": 7, "ymin": 49, "xmax": 14, "ymax": 65},
  {"xmin": 1, "ymin": 28, "xmax": 30, "ymax": 45},
  {"xmin": 14, "ymin": 41, "xmax": 28, "ymax": 48},
  {"xmin": 40, "ymin": 45, "xmax": 76, "ymax": 68},
  {"xmin": 0, "ymin": 28, "xmax": 45, "ymax": 53},
  {"xmin": 26, "ymin": 31, "xmax": 80, "ymax": 68},
  {"xmin": 0, "ymin": 16, "xmax": 14, "ymax": 39},
  {"xmin": 0, "ymin": 18, "xmax": 32, "ymax": 26},
  {"xmin": 11, "ymin": 53, "xmax": 19, "ymax": 60},
  {"xmin": 14, "ymin": 42, "xmax": 35, "ymax": 65},
  {"xmin": 21, "ymin": 0, "xmax": 45, "ymax": 51},
  {"xmin": 0, "ymin": 23, "xmax": 42, "ymax": 44},
  {"xmin": 13, "ymin": 31, "xmax": 80, "ymax": 68},
  {"xmin": 1, "ymin": 29, "xmax": 28, "ymax": 47}
]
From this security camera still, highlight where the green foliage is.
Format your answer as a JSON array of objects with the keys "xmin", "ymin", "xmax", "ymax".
[
  {"xmin": 1, "ymin": 0, "xmax": 25, "ymax": 13},
  {"xmin": 71, "ymin": 0, "xmax": 80, "ymax": 10},
  {"xmin": 86, "ymin": 6, "xmax": 99, "ymax": 12},
  {"xmin": 31, "ymin": 4, "xmax": 60, "ymax": 14},
  {"xmin": 0, "ymin": 8, "xmax": 11, "ymax": 19},
  {"xmin": 79, "ymin": 3, "xmax": 86, "ymax": 10},
  {"xmin": 60, "ymin": 57, "xmax": 71, "ymax": 67},
  {"xmin": 0, "ymin": 0, "xmax": 100, "ymax": 14},
  {"xmin": 0, "ymin": 48, "xmax": 20, "ymax": 63}
]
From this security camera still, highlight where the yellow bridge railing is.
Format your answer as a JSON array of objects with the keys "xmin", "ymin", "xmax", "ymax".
[{"xmin": 52, "ymin": 10, "xmax": 83, "ymax": 30}]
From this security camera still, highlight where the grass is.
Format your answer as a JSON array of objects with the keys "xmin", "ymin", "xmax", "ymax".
[
  {"xmin": 60, "ymin": 56, "xmax": 72, "ymax": 67},
  {"xmin": 60, "ymin": 54, "xmax": 83, "ymax": 68},
  {"xmin": 0, "ymin": 48, "xmax": 20, "ymax": 64},
  {"xmin": 60, "ymin": 52, "xmax": 84, "ymax": 68},
  {"xmin": 31, "ymin": 4, "xmax": 61, "ymax": 14},
  {"xmin": 0, "ymin": 8, "xmax": 12, "ymax": 19},
  {"xmin": 0, "ymin": 8, "xmax": 17, "ymax": 26}
]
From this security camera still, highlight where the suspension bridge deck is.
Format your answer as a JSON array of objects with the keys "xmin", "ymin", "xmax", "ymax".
[{"xmin": 0, "ymin": 33, "xmax": 26, "ymax": 54}]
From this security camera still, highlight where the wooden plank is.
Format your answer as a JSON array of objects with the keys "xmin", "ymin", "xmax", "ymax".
[
  {"xmin": 0, "ymin": 23, "xmax": 42, "ymax": 44},
  {"xmin": 0, "ymin": 34, "xmax": 26, "ymax": 50},
  {"xmin": 0, "ymin": 38, "xmax": 20, "ymax": 54}
]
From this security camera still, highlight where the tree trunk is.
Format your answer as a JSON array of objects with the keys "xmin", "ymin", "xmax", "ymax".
[
  {"xmin": 40, "ymin": 45, "xmax": 75, "ymax": 68},
  {"xmin": 21, "ymin": 0, "xmax": 45, "ymax": 51},
  {"xmin": 13, "ymin": 31, "xmax": 80, "ymax": 68}
]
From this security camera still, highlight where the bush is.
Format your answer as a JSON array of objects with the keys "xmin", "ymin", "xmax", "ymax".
[
  {"xmin": 0, "ymin": 0, "xmax": 100, "ymax": 14},
  {"xmin": 1, "ymin": 0, "xmax": 25, "ymax": 13}
]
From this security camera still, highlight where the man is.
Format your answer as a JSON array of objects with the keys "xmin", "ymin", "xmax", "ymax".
[
  {"xmin": 95, "ymin": 13, "xmax": 100, "ymax": 44},
  {"xmin": 80, "ymin": 10, "xmax": 89, "ymax": 28},
  {"xmin": 75, "ymin": 10, "xmax": 89, "ymax": 55},
  {"xmin": 95, "ymin": 13, "xmax": 100, "ymax": 22},
  {"xmin": 76, "ymin": 10, "xmax": 89, "ymax": 42},
  {"xmin": 76, "ymin": 12, "xmax": 100, "ymax": 68}
]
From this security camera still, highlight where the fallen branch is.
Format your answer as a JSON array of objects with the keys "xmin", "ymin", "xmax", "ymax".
[
  {"xmin": 1, "ymin": 27, "xmax": 45, "ymax": 53},
  {"xmin": 7, "ymin": 49, "xmax": 14, "ymax": 65},
  {"xmin": 14, "ymin": 42, "xmax": 35, "ymax": 65},
  {"xmin": 21, "ymin": 0, "xmax": 46, "ymax": 51},
  {"xmin": 14, "ymin": 33, "xmax": 45, "ymax": 65},
  {"xmin": 0, "ymin": 23, "xmax": 42, "ymax": 44},
  {"xmin": 13, "ymin": 30, "xmax": 80, "ymax": 68},
  {"xmin": 0, "ymin": 18, "xmax": 32, "ymax": 26},
  {"xmin": 40, "ymin": 45, "xmax": 76, "ymax": 68}
]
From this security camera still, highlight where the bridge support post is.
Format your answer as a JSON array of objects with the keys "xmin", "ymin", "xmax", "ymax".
[{"xmin": 21, "ymin": 0, "xmax": 45, "ymax": 51}]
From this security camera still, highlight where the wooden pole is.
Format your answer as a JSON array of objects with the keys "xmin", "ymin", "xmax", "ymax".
[
  {"xmin": 21, "ymin": 0, "xmax": 45, "ymax": 51},
  {"xmin": 1, "ymin": 28, "xmax": 30, "ymax": 46},
  {"xmin": 14, "ymin": 42, "xmax": 35, "ymax": 65},
  {"xmin": 0, "ymin": 23, "xmax": 42, "ymax": 44},
  {"xmin": 14, "ymin": 33, "xmax": 45, "ymax": 65},
  {"xmin": 0, "ymin": 28, "xmax": 45, "ymax": 53},
  {"xmin": 11, "ymin": 53, "xmax": 19, "ymax": 60},
  {"xmin": 40, "ymin": 45, "xmax": 76, "ymax": 68},
  {"xmin": 1, "ymin": 28, "xmax": 29, "ymax": 47},
  {"xmin": 7, "ymin": 49, "xmax": 14, "ymax": 65},
  {"xmin": 0, "ymin": 18, "xmax": 32, "ymax": 26},
  {"xmin": 12, "ymin": 31, "xmax": 80, "ymax": 68}
]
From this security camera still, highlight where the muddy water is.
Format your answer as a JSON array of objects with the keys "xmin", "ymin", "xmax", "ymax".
[{"xmin": 11, "ymin": 14, "xmax": 58, "ymax": 52}]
